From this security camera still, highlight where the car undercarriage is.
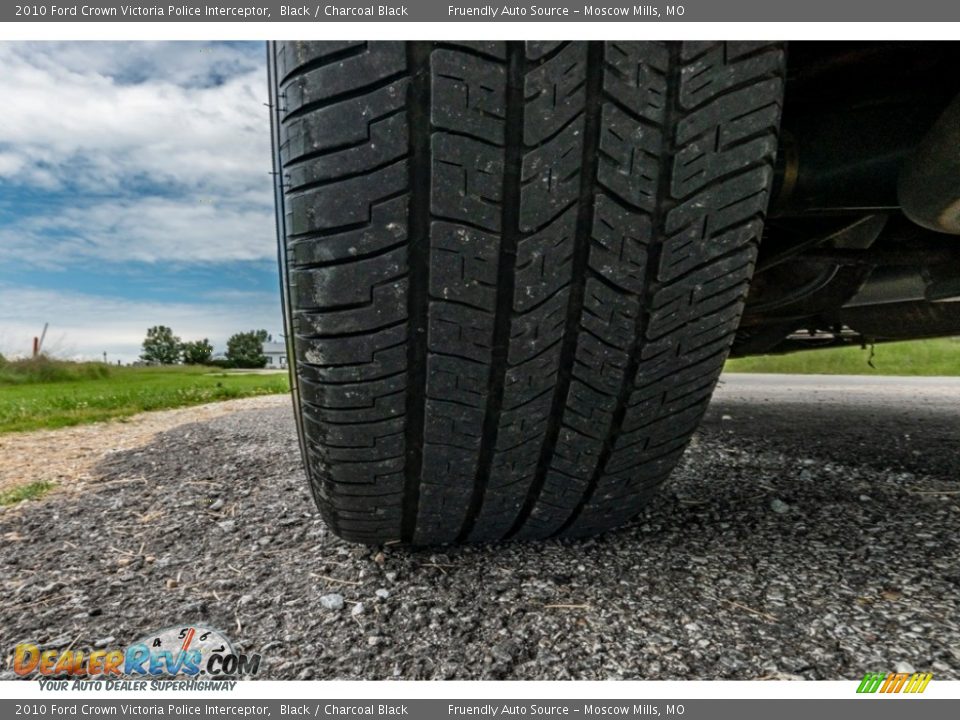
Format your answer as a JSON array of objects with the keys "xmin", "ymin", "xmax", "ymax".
[{"xmin": 732, "ymin": 41, "xmax": 960, "ymax": 356}]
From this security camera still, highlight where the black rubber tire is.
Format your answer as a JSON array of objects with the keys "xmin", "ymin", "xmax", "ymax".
[{"xmin": 268, "ymin": 41, "xmax": 786, "ymax": 545}]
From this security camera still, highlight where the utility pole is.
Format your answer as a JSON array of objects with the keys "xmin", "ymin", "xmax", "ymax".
[{"xmin": 33, "ymin": 322, "xmax": 49, "ymax": 357}]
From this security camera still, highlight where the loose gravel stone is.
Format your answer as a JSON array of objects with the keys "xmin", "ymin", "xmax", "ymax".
[
  {"xmin": 770, "ymin": 499, "xmax": 790, "ymax": 514},
  {"xmin": 320, "ymin": 594, "xmax": 344, "ymax": 611}
]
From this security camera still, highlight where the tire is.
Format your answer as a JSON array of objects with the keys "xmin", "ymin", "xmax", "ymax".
[{"xmin": 268, "ymin": 41, "xmax": 786, "ymax": 545}]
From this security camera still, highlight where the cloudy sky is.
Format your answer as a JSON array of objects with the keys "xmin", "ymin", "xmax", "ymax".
[{"xmin": 0, "ymin": 41, "xmax": 282, "ymax": 363}]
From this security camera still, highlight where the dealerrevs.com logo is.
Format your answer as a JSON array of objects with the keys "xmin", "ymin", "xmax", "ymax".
[
  {"xmin": 856, "ymin": 672, "xmax": 933, "ymax": 694},
  {"xmin": 13, "ymin": 625, "xmax": 260, "ymax": 682}
]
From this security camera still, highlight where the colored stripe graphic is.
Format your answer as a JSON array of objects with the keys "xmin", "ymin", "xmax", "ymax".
[{"xmin": 857, "ymin": 671, "xmax": 932, "ymax": 694}]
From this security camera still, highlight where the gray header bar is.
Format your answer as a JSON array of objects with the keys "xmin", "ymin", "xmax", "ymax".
[
  {"xmin": 1, "ymin": 699, "xmax": 959, "ymax": 720},
  {"xmin": 6, "ymin": 0, "xmax": 960, "ymax": 22}
]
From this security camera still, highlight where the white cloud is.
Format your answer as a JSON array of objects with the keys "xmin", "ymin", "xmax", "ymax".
[
  {"xmin": 18, "ymin": 42, "xmax": 263, "ymax": 89},
  {"xmin": 0, "ymin": 41, "xmax": 275, "ymax": 265},
  {"xmin": 0, "ymin": 286, "xmax": 283, "ymax": 364},
  {"xmin": 0, "ymin": 195, "xmax": 274, "ymax": 266}
]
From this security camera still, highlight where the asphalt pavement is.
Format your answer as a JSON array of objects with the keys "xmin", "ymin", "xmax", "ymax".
[{"xmin": 1, "ymin": 374, "xmax": 958, "ymax": 680}]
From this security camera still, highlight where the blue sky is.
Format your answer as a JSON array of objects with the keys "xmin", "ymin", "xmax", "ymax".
[{"xmin": 0, "ymin": 41, "xmax": 283, "ymax": 363}]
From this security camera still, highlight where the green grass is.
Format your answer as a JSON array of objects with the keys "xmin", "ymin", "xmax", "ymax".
[
  {"xmin": 0, "ymin": 480, "xmax": 55, "ymax": 506},
  {"xmin": 0, "ymin": 356, "xmax": 112, "ymax": 385},
  {"xmin": 725, "ymin": 337, "xmax": 960, "ymax": 376},
  {"xmin": 0, "ymin": 362, "xmax": 289, "ymax": 433}
]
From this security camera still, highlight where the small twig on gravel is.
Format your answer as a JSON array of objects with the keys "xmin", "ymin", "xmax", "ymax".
[
  {"xmin": 543, "ymin": 604, "xmax": 591, "ymax": 610},
  {"xmin": 724, "ymin": 600, "xmax": 778, "ymax": 622},
  {"xmin": 227, "ymin": 564, "xmax": 243, "ymax": 575},
  {"xmin": 96, "ymin": 478, "xmax": 148, "ymax": 487},
  {"xmin": 9, "ymin": 596, "xmax": 57, "ymax": 612},
  {"xmin": 310, "ymin": 574, "xmax": 361, "ymax": 586},
  {"xmin": 909, "ymin": 489, "xmax": 960, "ymax": 495},
  {"xmin": 103, "ymin": 523, "xmax": 154, "ymax": 532},
  {"xmin": 134, "ymin": 510, "xmax": 165, "ymax": 522}
]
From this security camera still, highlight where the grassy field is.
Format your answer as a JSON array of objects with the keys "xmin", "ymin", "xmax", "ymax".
[
  {"xmin": 1, "ymin": 336, "xmax": 954, "ymax": 434},
  {"xmin": 0, "ymin": 359, "xmax": 289, "ymax": 433},
  {"xmin": 725, "ymin": 337, "xmax": 960, "ymax": 376}
]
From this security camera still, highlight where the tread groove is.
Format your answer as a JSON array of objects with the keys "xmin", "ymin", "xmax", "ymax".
[
  {"xmin": 401, "ymin": 42, "xmax": 432, "ymax": 543},
  {"xmin": 554, "ymin": 42, "xmax": 681, "ymax": 536},
  {"xmin": 457, "ymin": 42, "xmax": 525, "ymax": 543},
  {"xmin": 507, "ymin": 41, "xmax": 603, "ymax": 540}
]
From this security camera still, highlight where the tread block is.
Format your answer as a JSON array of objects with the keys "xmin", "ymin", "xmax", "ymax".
[
  {"xmin": 523, "ymin": 42, "xmax": 587, "ymax": 145},
  {"xmin": 299, "ymin": 372, "xmax": 406, "ymax": 412},
  {"xmin": 519, "ymin": 120, "xmax": 583, "ymax": 232},
  {"xmin": 602, "ymin": 41, "xmax": 669, "ymax": 121},
  {"xmin": 598, "ymin": 102, "xmax": 662, "ymax": 210},
  {"xmin": 286, "ymin": 162, "xmax": 408, "ymax": 234},
  {"xmin": 427, "ymin": 302, "xmax": 495, "ymax": 364},
  {"xmin": 281, "ymin": 43, "xmax": 406, "ymax": 112},
  {"xmin": 296, "ymin": 323, "xmax": 406, "ymax": 375},
  {"xmin": 279, "ymin": 78, "xmax": 408, "ymax": 168},
  {"xmin": 431, "ymin": 49, "xmax": 507, "ymax": 145},
  {"xmin": 513, "ymin": 205, "xmax": 576, "ymax": 312},
  {"xmin": 447, "ymin": 41, "xmax": 507, "ymax": 60},
  {"xmin": 429, "ymin": 222, "xmax": 500, "ymax": 310},
  {"xmin": 431, "ymin": 133, "xmax": 504, "ymax": 231},
  {"xmin": 290, "ymin": 245, "xmax": 406, "ymax": 310},
  {"xmin": 288, "ymin": 196, "xmax": 408, "ymax": 265},
  {"xmin": 276, "ymin": 41, "xmax": 367, "ymax": 83},
  {"xmin": 588, "ymin": 195, "xmax": 650, "ymax": 294},
  {"xmin": 297, "ymin": 279, "xmax": 407, "ymax": 336}
]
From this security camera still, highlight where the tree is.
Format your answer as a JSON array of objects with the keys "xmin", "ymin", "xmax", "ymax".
[
  {"xmin": 225, "ymin": 329, "xmax": 269, "ymax": 368},
  {"xmin": 181, "ymin": 339, "xmax": 213, "ymax": 365},
  {"xmin": 140, "ymin": 326, "xmax": 181, "ymax": 365}
]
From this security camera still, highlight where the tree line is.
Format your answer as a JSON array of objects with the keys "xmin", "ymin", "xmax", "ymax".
[{"xmin": 140, "ymin": 326, "xmax": 275, "ymax": 368}]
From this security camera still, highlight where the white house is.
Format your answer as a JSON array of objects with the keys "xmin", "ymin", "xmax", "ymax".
[{"xmin": 263, "ymin": 341, "xmax": 289, "ymax": 369}]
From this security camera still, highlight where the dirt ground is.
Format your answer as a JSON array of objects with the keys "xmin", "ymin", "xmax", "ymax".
[{"xmin": 0, "ymin": 395, "xmax": 290, "ymax": 496}]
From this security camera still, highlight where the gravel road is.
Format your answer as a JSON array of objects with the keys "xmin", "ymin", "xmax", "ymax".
[{"xmin": 2, "ymin": 374, "xmax": 958, "ymax": 680}]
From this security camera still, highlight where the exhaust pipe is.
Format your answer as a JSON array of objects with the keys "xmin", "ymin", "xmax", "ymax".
[{"xmin": 898, "ymin": 93, "xmax": 960, "ymax": 234}]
